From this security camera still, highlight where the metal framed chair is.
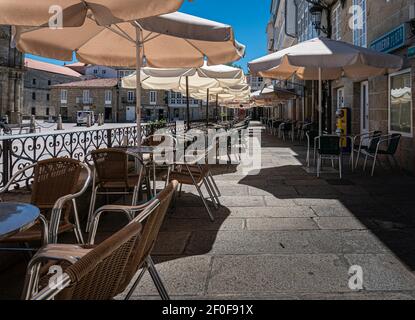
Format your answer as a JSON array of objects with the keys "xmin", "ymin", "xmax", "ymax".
[
  {"xmin": 362, "ymin": 133, "xmax": 402, "ymax": 176},
  {"xmin": 353, "ymin": 131, "xmax": 382, "ymax": 169},
  {"xmin": 0, "ymin": 158, "xmax": 91, "ymax": 246},
  {"xmin": 316, "ymin": 135, "xmax": 343, "ymax": 179},
  {"xmin": 23, "ymin": 221, "xmax": 143, "ymax": 300},
  {"xmin": 168, "ymin": 150, "xmax": 219, "ymax": 222},
  {"xmin": 306, "ymin": 130, "xmax": 320, "ymax": 167},
  {"xmin": 23, "ymin": 181, "xmax": 177, "ymax": 300},
  {"xmin": 86, "ymin": 148, "xmax": 147, "ymax": 232}
]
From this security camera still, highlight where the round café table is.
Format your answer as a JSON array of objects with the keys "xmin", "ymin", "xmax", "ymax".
[{"xmin": 0, "ymin": 202, "xmax": 40, "ymax": 240}]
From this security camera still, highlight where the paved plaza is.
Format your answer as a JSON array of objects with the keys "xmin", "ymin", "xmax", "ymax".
[{"xmin": 2, "ymin": 126, "xmax": 415, "ymax": 300}]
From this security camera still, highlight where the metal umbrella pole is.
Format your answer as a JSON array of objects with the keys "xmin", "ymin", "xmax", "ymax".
[
  {"xmin": 206, "ymin": 88, "xmax": 210, "ymax": 127},
  {"xmin": 186, "ymin": 76, "xmax": 191, "ymax": 131},
  {"xmin": 135, "ymin": 25, "xmax": 143, "ymax": 147},
  {"xmin": 318, "ymin": 67, "xmax": 322, "ymax": 136}
]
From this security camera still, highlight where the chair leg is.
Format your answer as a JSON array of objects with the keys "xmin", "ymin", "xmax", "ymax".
[
  {"xmin": 147, "ymin": 256, "xmax": 170, "ymax": 301},
  {"xmin": 371, "ymin": 154, "xmax": 378, "ymax": 177},
  {"xmin": 22, "ymin": 262, "xmax": 41, "ymax": 300},
  {"xmin": 204, "ymin": 178, "xmax": 219, "ymax": 209},
  {"xmin": 363, "ymin": 154, "xmax": 368, "ymax": 171},
  {"xmin": 208, "ymin": 171, "xmax": 221, "ymax": 197},
  {"xmin": 72, "ymin": 199, "xmax": 84, "ymax": 244},
  {"xmin": 317, "ymin": 156, "xmax": 322, "ymax": 178},
  {"xmin": 124, "ymin": 266, "xmax": 148, "ymax": 300},
  {"xmin": 195, "ymin": 182, "xmax": 215, "ymax": 221},
  {"xmin": 86, "ymin": 185, "xmax": 98, "ymax": 233}
]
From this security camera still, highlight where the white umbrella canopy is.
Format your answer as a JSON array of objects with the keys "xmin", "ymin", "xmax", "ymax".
[
  {"xmin": 12, "ymin": 11, "xmax": 245, "ymax": 144},
  {"xmin": 122, "ymin": 63, "xmax": 247, "ymax": 128},
  {"xmin": 122, "ymin": 63, "xmax": 246, "ymax": 90},
  {"xmin": 14, "ymin": 12, "xmax": 245, "ymax": 67},
  {"xmin": 0, "ymin": 0, "xmax": 184, "ymax": 27},
  {"xmin": 249, "ymin": 37, "xmax": 403, "ymax": 134},
  {"xmin": 249, "ymin": 37, "xmax": 403, "ymax": 80}
]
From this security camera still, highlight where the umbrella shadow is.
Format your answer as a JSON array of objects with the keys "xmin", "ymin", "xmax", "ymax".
[{"xmin": 238, "ymin": 163, "xmax": 415, "ymax": 271}]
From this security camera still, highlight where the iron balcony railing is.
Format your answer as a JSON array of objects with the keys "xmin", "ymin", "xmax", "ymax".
[{"xmin": 0, "ymin": 124, "xmax": 152, "ymax": 188}]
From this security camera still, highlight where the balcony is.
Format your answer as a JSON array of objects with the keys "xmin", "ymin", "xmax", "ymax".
[{"xmin": 76, "ymin": 97, "xmax": 94, "ymax": 105}]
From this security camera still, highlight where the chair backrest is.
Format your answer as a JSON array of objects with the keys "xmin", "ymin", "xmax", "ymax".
[
  {"xmin": 386, "ymin": 134, "xmax": 402, "ymax": 154},
  {"xmin": 91, "ymin": 148, "xmax": 129, "ymax": 185},
  {"xmin": 56, "ymin": 221, "xmax": 142, "ymax": 300},
  {"xmin": 367, "ymin": 134, "xmax": 382, "ymax": 153},
  {"xmin": 306, "ymin": 131, "xmax": 319, "ymax": 146},
  {"xmin": 31, "ymin": 158, "xmax": 82, "ymax": 210},
  {"xmin": 318, "ymin": 136, "xmax": 341, "ymax": 155},
  {"xmin": 117, "ymin": 180, "xmax": 178, "ymax": 294}
]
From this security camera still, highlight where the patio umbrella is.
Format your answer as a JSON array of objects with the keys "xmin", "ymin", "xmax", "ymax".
[
  {"xmin": 12, "ymin": 12, "xmax": 245, "ymax": 144},
  {"xmin": 249, "ymin": 37, "xmax": 403, "ymax": 135},
  {"xmin": 122, "ymin": 63, "xmax": 247, "ymax": 129},
  {"xmin": 0, "ymin": 0, "xmax": 184, "ymax": 27}
]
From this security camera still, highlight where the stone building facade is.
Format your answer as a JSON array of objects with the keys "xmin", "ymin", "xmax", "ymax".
[
  {"xmin": 51, "ymin": 78, "xmax": 174, "ymax": 123},
  {"xmin": 329, "ymin": 0, "xmax": 415, "ymax": 172},
  {"xmin": 0, "ymin": 26, "xmax": 24, "ymax": 124},
  {"xmin": 267, "ymin": 0, "xmax": 415, "ymax": 172},
  {"xmin": 23, "ymin": 58, "xmax": 81, "ymax": 119}
]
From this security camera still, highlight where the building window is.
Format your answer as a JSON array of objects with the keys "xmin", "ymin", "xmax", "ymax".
[
  {"xmin": 353, "ymin": 0, "xmax": 367, "ymax": 47},
  {"xmin": 83, "ymin": 90, "xmax": 91, "ymax": 104},
  {"xmin": 93, "ymin": 69, "xmax": 98, "ymax": 74},
  {"xmin": 32, "ymin": 92, "xmax": 36, "ymax": 100},
  {"xmin": 102, "ymin": 70, "xmax": 106, "ymax": 75},
  {"xmin": 61, "ymin": 90, "xmax": 67, "ymax": 103},
  {"xmin": 297, "ymin": 0, "xmax": 318, "ymax": 42},
  {"xmin": 46, "ymin": 93, "xmax": 50, "ymax": 101},
  {"xmin": 119, "ymin": 70, "xmax": 134, "ymax": 78},
  {"xmin": 105, "ymin": 90, "xmax": 112, "ymax": 104},
  {"xmin": 389, "ymin": 69, "xmax": 412, "ymax": 137},
  {"xmin": 127, "ymin": 91, "xmax": 135, "ymax": 102},
  {"xmin": 32, "ymin": 79, "xmax": 36, "ymax": 85},
  {"xmin": 31, "ymin": 108, "xmax": 36, "ymax": 115},
  {"xmin": 48, "ymin": 80, "xmax": 51, "ymax": 86},
  {"xmin": 149, "ymin": 91, "xmax": 157, "ymax": 105},
  {"xmin": 331, "ymin": 3, "xmax": 342, "ymax": 41}
]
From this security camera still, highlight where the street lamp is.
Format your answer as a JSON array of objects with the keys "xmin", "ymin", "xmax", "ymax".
[{"xmin": 310, "ymin": 4, "xmax": 324, "ymax": 32}]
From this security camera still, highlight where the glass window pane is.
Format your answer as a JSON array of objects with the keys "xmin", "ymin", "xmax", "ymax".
[{"xmin": 390, "ymin": 72, "xmax": 412, "ymax": 134}]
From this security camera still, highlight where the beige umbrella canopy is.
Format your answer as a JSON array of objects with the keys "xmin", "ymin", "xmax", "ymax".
[
  {"xmin": 12, "ymin": 12, "xmax": 245, "ymax": 143},
  {"xmin": 122, "ymin": 63, "xmax": 247, "ymax": 128},
  {"xmin": 249, "ymin": 37, "xmax": 403, "ymax": 134},
  {"xmin": 14, "ymin": 12, "xmax": 245, "ymax": 68},
  {"xmin": 0, "ymin": 0, "xmax": 184, "ymax": 27}
]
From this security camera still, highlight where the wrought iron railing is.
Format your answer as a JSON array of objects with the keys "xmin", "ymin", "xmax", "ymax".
[{"xmin": 0, "ymin": 124, "xmax": 153, "ymax": 188}]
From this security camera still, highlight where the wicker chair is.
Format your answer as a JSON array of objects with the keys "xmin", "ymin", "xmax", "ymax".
[
  {"xmin": 86, "ymin": 148, "xmax": 147, "ymax": 232},
  {"xmin": 23, "ymin": 181, "xmax": 177, "ymax": 300},
  {"xmin": 168, "ymin": 149, "xmax": 219, "ymax": 222},
  {"xmin": 0, "ymin": 158, "xmax": 91, "ymax": 245},
  {"xmin": 24, "ymin": 221, "xmax": 143, "ymax": 300}
]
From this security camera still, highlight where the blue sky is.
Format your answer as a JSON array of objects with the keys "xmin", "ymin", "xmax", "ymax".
[{"xmin": 26, "ymin": 0, "xmax": 271, "ymax": 72}]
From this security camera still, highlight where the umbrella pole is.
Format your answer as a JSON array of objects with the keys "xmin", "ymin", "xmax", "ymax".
[
  {"xmin": 216, "ymin": 94, "xmax": 219, "ymax": 122},
  {"xmin": 186, "ymin": 76, "xmax": 190, "ymax": 131},
  {"xmin": 318, "ymin": 67, "xmax": 322, "ymax": 136},
  {"xmin": 206, "ymin": 88, "xmax": 210, "ymax": 127},
  {"xmin": 135, "ymin": 26, "xmax": 142, "ymax": 147},
  {"xmin": 312, "ymin": 80, "xmax": 315, "ymax": 124}
]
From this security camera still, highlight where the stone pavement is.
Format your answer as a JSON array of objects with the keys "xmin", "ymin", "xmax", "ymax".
[
  {"xmin": 125, "ymin": 127, "xmax": 415, "ymax": 300},
  {"xmin": 2, "ymin": 125, "xmax": 415, "ymax": 300}
]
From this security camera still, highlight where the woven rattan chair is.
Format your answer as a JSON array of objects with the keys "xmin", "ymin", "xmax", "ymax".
[
  {"xmin": 168, "ymin": 149, "xmax": 219, "ymax": 222},
  {"xmin": 23, "ymin": 181, "xmax": 177, "ymax": 300},
  {"xmin": 86, "ymin": 148, "xmax": 147, "ymax": 232},
  {"xmin": 0, "ymin": 158, "xmax": 91, "ymax": 246},
  {"xmin": 23, "ymin": 221, "xmax": 143, "ymax": 300}
]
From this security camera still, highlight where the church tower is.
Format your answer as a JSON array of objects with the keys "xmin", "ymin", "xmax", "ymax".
[{"xmin": 0, "ymin": 25, "xmax": 24, "ymax": 124}]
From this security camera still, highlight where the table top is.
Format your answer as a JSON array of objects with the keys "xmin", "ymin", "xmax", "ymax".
[{"xmin": 0, "ymin": 202, "xmax": 40, "ymax": 240}]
